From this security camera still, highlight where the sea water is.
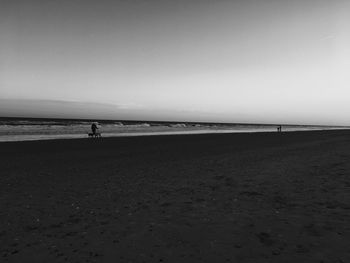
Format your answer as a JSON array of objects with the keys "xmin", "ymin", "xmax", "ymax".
[{"xmin": 0, "ymin": 118, "xmax": 343, "ymax": 142}]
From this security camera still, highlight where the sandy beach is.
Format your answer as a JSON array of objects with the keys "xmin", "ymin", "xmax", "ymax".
[{"xmin": 1, "ymin": 130, "xmax": 350, "ymax": 262}]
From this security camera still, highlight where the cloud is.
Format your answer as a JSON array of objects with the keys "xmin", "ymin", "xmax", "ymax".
[{"xmin": 0, "ymin": 99, "xmax": 143, "ymax": 120}]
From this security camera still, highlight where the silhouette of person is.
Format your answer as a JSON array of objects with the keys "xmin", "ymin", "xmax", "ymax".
[{"xmin": 91, "ymin": 122, "xmax": 98, "ymax": 135}]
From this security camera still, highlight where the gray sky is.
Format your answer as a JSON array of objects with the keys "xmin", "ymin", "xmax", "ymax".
[{"xmin": 1, "ymin": 0, "xmax": 349, "ymax": 124}]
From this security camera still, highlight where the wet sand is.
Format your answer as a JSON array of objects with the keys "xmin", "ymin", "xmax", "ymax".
[{"xmin": 1, "ymin": 130, "xmax": 350, "ymax": 262}]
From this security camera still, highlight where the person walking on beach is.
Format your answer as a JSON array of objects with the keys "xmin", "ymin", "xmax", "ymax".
[{"xmin": 91, "ymin": 122, "xmax": 98, "ymax": 135}]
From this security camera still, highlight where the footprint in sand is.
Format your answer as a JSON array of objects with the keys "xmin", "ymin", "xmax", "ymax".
[{"xmin": 255, "ymin": 232, "xmax": 274, "ymax": 246}]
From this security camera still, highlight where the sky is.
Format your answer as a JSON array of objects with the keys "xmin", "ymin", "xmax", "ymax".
[{"xmin": 1, "ymin": 0, "xmax": 349, "ymax": 125}]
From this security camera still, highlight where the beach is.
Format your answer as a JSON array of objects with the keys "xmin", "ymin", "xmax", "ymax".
[{"xmin": 1, "ymin": 130, "xmax": 349, "ymax": 262}]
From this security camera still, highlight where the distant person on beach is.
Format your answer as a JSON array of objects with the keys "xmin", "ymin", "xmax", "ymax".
[
  {"xmin": 91, "ymin": 122, "xmax": 98, "ymax": 135},
  {"xmin": 277, "ymin": 125, "xmax": 282, "ymax": 132}
]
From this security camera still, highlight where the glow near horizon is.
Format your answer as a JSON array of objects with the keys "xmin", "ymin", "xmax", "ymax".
[{"xmin": 0, "ymin": 0, "xmax": 350, "ymax": 125}]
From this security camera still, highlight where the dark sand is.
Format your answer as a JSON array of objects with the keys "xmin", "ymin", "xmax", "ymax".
[{"xmin": 1, "ymin": 130, "xmax": 350, "ymax": 262}]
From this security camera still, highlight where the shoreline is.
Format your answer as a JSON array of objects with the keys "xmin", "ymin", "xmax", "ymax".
[{"xmin": 0, "ymin": 127, "xmax": 348, "ymax": 143}]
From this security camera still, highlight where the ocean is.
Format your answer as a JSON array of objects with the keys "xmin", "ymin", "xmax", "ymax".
[{"xmin": 0, "ymin": 118, "xmax": 344, "ymax": 142}]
